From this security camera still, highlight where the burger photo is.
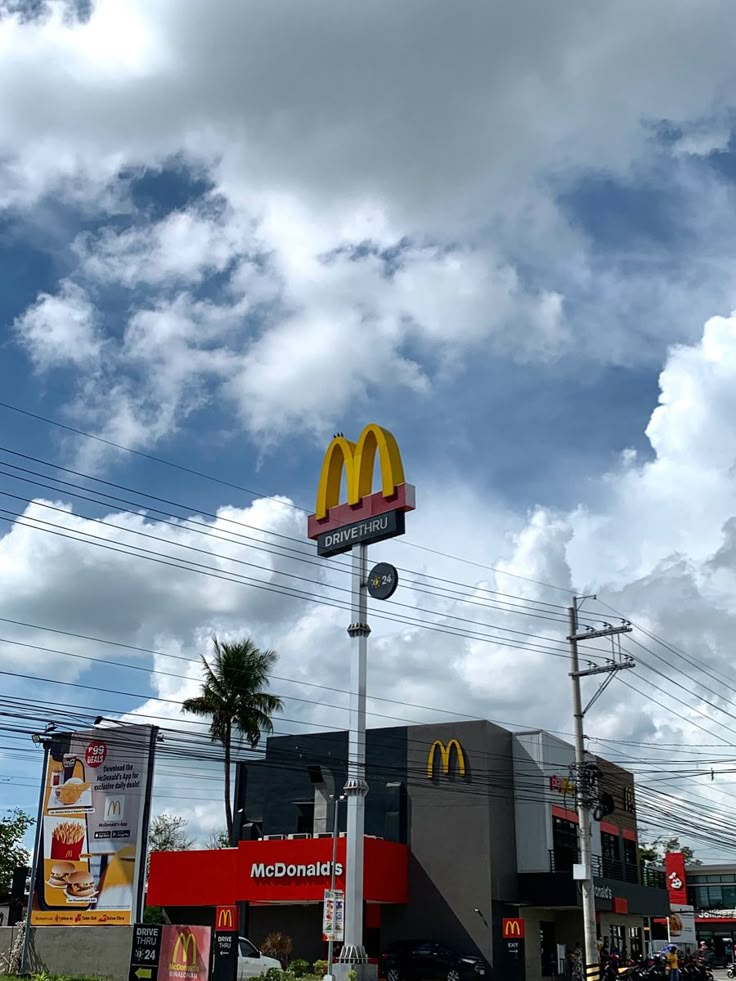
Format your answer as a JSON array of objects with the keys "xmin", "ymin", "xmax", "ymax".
[
  {"xmin": 66, "ymin": 870, "xmax": 96, "ymax": 899},
  {"xmin": 48, "ymin": 861, "xmax": 75, "ymax": 887}
]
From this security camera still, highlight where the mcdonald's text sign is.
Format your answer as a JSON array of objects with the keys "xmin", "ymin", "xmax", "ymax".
[
  {"xmin": 215, "ymin": 906, "xmax": 238, "ymax": 932},
  {"xmin": 427, "ymin": 739, "xmax": 466, "ymax": 779},
  {"xmin": 502, "ymin": 918, "xmax": 525, "ymax": 939},
  {"xmin": 307, "ymin": 424, "xmax": 415, "ymax": 556}
]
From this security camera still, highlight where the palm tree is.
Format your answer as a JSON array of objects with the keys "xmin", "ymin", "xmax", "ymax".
[{"xmin": 182, "ymin": 636, "xmax": 283, "ymax": 838}]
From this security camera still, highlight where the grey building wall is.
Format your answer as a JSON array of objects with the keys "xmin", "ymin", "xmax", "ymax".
[
  {"xmin": 380, "ymin": 720, "xmax": 518, "ymax": 967},
  {"xmin": 0, "ymin": 925, "xmax": 134, "ymax": 981},
  {"xmin": 513, "ymin": 730, "xmax": 603, "ymax": 872}
]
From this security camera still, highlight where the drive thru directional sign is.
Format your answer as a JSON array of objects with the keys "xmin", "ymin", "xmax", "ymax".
[{"xmin": 129, "ymin": 924, "xmax": 162, "ymax": 981}]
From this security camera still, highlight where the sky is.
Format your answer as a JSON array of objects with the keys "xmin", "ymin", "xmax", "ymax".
[{"xmin": 2, "ymin": 0, "xmax": 736, "ymax": 857}]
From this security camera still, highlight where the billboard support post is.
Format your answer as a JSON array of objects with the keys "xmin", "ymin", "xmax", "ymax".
[
  {"xmin": 21, "ymin": 739, "xmax": 50, "ymax": 974},
  {"xmin": 136, "ymin": 726, "xmax": 159, "ymax": 922}
]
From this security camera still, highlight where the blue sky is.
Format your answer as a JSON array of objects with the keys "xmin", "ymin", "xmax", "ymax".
[{"xmin": 3, "ymin": 0, "xmax": 736, "ymax": 853}]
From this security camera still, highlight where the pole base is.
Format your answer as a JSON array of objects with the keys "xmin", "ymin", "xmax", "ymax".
[
  {"xmin": 338, "ymin": 944, "xmax": 369, "ymax": 964},
  {"xmin": 333, "ymin": 961, "xmax": 376, "ymax": 981}
]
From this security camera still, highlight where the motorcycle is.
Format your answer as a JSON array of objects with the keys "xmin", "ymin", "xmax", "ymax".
[{"xmin": 727, "ymin": 963, "xmax": 736, "ymax": 979}]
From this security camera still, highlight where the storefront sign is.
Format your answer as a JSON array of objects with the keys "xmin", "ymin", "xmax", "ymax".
[
  {"xmin": 129, "ymin": 924, "xmax": 162, "ymax": 981},
  {"xmin": 503, "ymin": 918, "xmax": 525, "ymax": 939},
  {"xmin": 215, "ymin": 906, "xmax": 238, "ymax": 931},
  {"xmin": 158, "ymin": 926, "xmax": 211, "ymax": 981},
  {"xmin": 323, "ymin": 888, "xmax": 344, "ymax": 941},
  {"xmin": 149, "ymin": 836, "xmax": 408, "ymax": 907},
  {"xmin": 307, "ymin": 423, "xmax": 416, "ymax": 555},
  {"xmin": 595, "ymin": 885, "xmax": 613, "ymax": 901},
  {"xmin": 251, "ymin": 860, "xmax": 344, "ymax": 879},
  {"xmin": 622, "ymin": 785, "xmax": 636, "ymax": 813},
  {"xmin": 665, "ymin": 852, "xmax": 688, "ymax": 906},
  {"xmin": 549, "ymin": 774, "xmax": 576, "ymax": 795},
  {"xmin": 31, "ymin": 723, "xmax": 156, "ymax": 926},
  {"xmin": 427, "ymin": 739, "xmax": 466, "ymax": 779},
  {"xmin": 502, "ymin": 920, "xmax": 524, "ymax": 980},
  {"xmin": 213, "ymin": 910, "xmax": 238, "ymax": 981},
  {"xmin": 317, "ymin": 510, "xmax": 405, "ymax": 557}
]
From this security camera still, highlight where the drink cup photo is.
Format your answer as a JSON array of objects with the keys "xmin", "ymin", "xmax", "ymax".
[{"xmin": 62, "ymin": 754, "xmax": 78, "ymax": 783}]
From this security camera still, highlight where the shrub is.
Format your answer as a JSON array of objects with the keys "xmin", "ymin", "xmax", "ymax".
[
  {"xmin": 290, "ymin": 960, "xmax": 311, "ymax": 977},
  {"xmin": 313, "ymin": 961, "xmax": 328, "ymax": 978},
  {"xmin": 262, "ymin": 933, "xmax": 295, "ymax": 967}
]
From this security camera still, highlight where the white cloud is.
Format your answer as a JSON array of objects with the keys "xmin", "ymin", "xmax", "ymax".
[
  {"xmin": 14, "ymin": 281, "xmax": 102, "ymax": 369},
  {"xmin": 4, "ymin": 0, "xmax": 736, "ymax": 450}
]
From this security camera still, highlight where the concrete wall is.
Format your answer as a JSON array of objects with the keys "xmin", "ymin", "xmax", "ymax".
[
  {"xmin": 0, "ymin": 925, "xmax": 133, "ymax": 981},
  {"xmin": 513, "ymin": 731, "xmax": 604, "ymax": 872}
]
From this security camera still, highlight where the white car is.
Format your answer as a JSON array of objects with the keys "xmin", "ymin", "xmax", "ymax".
[{"xmin": 237, "ymin": 937, "xmax": 283, "ymax": 979}]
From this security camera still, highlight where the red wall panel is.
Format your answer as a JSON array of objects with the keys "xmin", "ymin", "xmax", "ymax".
[{"xmin": 148, "ymin": 837, "xmax": 408, "ymax": 907}]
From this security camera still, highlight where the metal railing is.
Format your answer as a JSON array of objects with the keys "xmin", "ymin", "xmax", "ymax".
[{"xmin": 548, "ymin": 850, "xmax": 665, "ymax": 888}]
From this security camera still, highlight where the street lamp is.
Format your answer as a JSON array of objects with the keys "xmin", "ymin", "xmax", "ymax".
[{"xmin": 326, "ymin": 793, "xmax": 347, "ymax": 980}]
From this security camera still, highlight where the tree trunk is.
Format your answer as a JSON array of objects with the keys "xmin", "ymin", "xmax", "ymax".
[{"xmin": 224, "ymin": 722, "xmax": 233, "ymax": 840}]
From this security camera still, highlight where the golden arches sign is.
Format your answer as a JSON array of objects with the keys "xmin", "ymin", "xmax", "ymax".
[
  {"xmin": 315, "ymin": 424, "xmax": 405, "ymax": 519},
  {"xmin": 216, "ymin": 908, "xmax": 233, "ymax": 930},
  {"xmin": 172, "ymin": 933, "xmax": 197, "ymax": 966},
  {"xmin": 427, "ymin": 739, "xmax": 466, "ymax": 779}
]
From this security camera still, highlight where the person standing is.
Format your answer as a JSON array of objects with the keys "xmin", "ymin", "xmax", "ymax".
[{"xmin": 665, "ymin": 944, "xmax": 680, "ymax": 981}]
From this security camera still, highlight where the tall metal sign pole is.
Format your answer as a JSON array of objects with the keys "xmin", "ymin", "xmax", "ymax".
[
  {"xmin": 307, "ymin": 424, "xmax": 415, "ymax": 981},
  {"xmin": 341, "ymin": 541, "xmax": 370, "ymax": 965},
  {"xmin": 567, "ymin": 598, "xmax": 633, "ymax": 981}
]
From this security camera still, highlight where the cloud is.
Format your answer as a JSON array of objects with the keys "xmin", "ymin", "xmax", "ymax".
[
  {"xmin": 5, "ymin": 0, "xmax": 736, "ymax": 451},
  {"xmin": 14, "ymin": 281, "xmax": 102, "ymax": 369}
]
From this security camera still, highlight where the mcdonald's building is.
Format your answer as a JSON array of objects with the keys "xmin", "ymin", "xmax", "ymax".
[{"xmin": 148, "ymin": 721, "xmax": 669, "ymax": 981}]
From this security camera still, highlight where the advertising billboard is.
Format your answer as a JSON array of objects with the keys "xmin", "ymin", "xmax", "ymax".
[
  {"xmin": 30, "ymin": 723, "xmax": 156, "ymax": 926},
  {"xmin": 158, "ymin": 926, "xmax": 211, "ymax": 981},
  {"xmin": 669, "ymin": 904, "xmax": 697, "ymax": 949}
]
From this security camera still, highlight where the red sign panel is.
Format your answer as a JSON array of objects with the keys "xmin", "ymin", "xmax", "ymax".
[
  {"xmin": 665, "ymin": 852, "xmax": 688, "ymax": 906},
  {"xmin": 148, "ymin": 836, "xmax": 408, "ymax": 907},
  {"xmin": 216, "ymin": 906, "xmax": 238, "ymax": 932},
  {"xmin": 503, "ymin": 918, "xmax": 525, "ymax": 939},
  {"xmin": 159, "ymin": 925, "xmax": 211, "ymax": 981}
]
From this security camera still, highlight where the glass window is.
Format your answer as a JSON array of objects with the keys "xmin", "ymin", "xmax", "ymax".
[
  {"xmin": 623, "ymin": 839, "xmax": 637, "ymax": 865},
  {"xmin": 553, "ymin": 817, "xmax": 578, "ymax": 870},
  {"xmin": 708, "ymin": 886, "xmax": 723, "ymax": 906},
  {"xmin": 240, "ymin": 940, "xmax": 259, "ymax": 958},
  {"xmin": 722, "ymin": 886, "xmax": 736, "ymax": 907},
  {"xmin": 602, "ymin": 833, "xmax": 619, "ymax": 861}
]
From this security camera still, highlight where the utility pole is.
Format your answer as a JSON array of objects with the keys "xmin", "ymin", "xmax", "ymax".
[{"xmin": 568, "ymin": 598, "xmax": 633, "ymax": 981}]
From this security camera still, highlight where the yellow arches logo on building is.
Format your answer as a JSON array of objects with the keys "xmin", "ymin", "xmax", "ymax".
[
  {"xmin": 427, "ymin": 739, "xmax": 466, "ymax": 779},
  {"xmin": 315, "ymin": 424, "xmax": 405, "ymax": 519}
]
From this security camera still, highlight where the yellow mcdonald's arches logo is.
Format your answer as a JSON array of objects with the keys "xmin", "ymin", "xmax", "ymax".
[
  {"xmin": 217, "ymin": 908, "xmax": 233, "ymax": 929},
  {"xmin": 315, "ymin": 424, "xmax": 405, "ymax": 519},
  {"xmin": 106, "ymin": 799, "xmax": 122, "ymax": 817},
  {"xmin": 172, "ymin": 932, "xmax": 197, "ymax": 966},
  {"xmin": 427, "ymin": 739, "xmax": 466, "ymax": 779},
  {"xmin": 504, "ymin": 920, "xmax": 522, "ymax": 937}
]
